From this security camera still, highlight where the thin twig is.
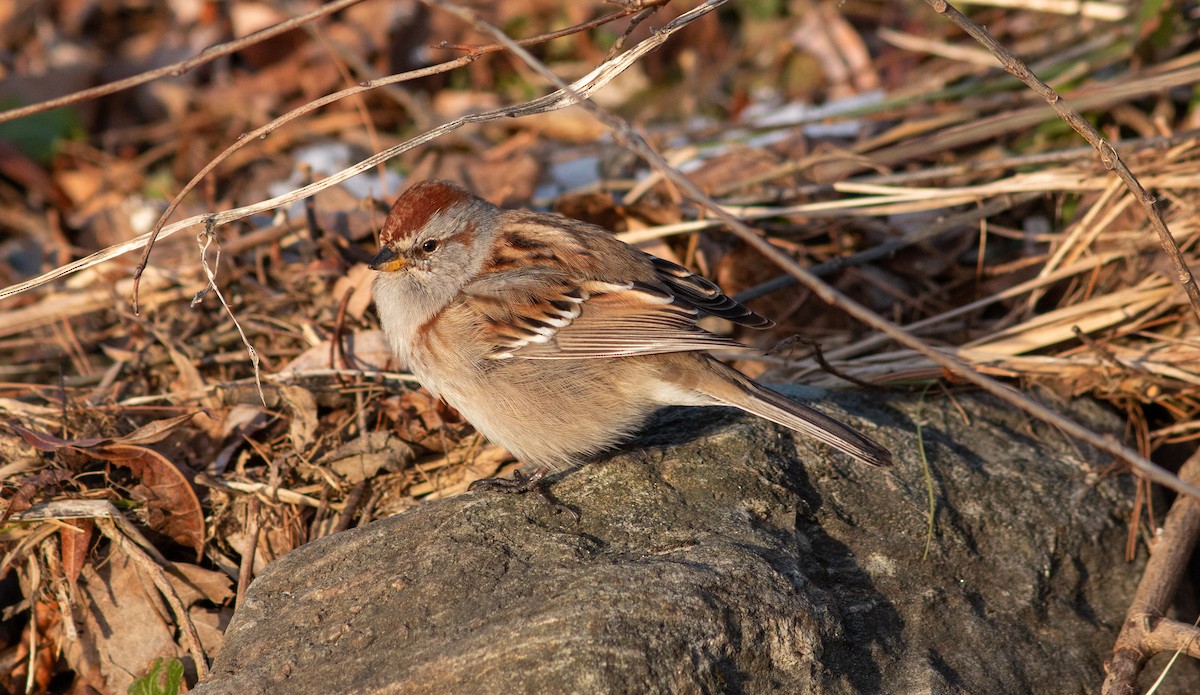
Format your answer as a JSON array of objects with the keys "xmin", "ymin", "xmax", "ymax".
[
  {"xmin": 334, "ymin": 481, "xmax": 369, "ymax": 534},
  {"xmin": 24, "ymin": 554, "xmax": 37, "ymax": 694},
  {"xmin": 193, "ymin": 219, "xmax": 265, "ymax": 405},
  {"xmin": 786, "ymin": 337, "xmax": 888, "ymax": 390},
  {"xmin": 605, "ymin": 1, "xmax": 670, "ymax": 60},
  {"xmin": 40, "ymin": 539, "xmax": 79, "ymax": 643},
  {"xmin": 435, "ymin": 1, "xmax": 663, "ymax": 55}
]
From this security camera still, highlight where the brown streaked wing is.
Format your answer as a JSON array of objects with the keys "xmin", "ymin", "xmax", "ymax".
[
  {"xmin": 476, "ymin": 281, "xmax": 747, "ymax": 360},
  {"xmin": 649, "ymin": 256, "xmax": 773, "ymax": 329}
]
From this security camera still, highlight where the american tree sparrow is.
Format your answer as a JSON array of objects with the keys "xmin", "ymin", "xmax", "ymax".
[{"xmin": 370, "ymin": 180, "xmax": 891, "ymax": 491}]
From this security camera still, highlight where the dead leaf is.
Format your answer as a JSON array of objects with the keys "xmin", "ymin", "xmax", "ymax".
[
  {"xmin": 790, "ymin": 0, "xmax": 880, "ymax": 98},
  {"xmin": 331, "ymin": 263, "xmax": 377, "ymax": 321},
  {"xmin": 522, "ymin": 109, "xmax": 607, "ymax": 142},
  {"xmin": 11, "ymin": 423, "xmax": 103, "ymax": 451},
  {"xmin": 86, "ymin": 445, "xmax": 205, "ymax": 557},
  {"xmin": 555, "ymin": 192, "xmax": 628, "ymax": 231},
  {"xmin": 70, "ymin": 551, "xmax": 184, "ymax": 695},
  {"xmin": 120, "ymin": 411, "xmax": 207, "ymax": 447},
  {"xmin": 409, "ymin": 141, "xmax": 541, "ymax": 208},
  {"xmin": 380, "ymin": 390, "xmax": 466, "ymax": 454},
  {"xmin": 280, "ymin": 328, "xmax": 394, "ymax": 373},
  {"xmin": 59, "ymin": 518, "xmax": 94, "ymax": 593},
  {"xmin": 188, "ymin": 602, "xmax": 232, "ymax": 662},
  {"xmin": 318, "ymin": 430, "xmax": 414, "ymax": 484},
  {"xmin": 10, "ymin": 412, "xmax": 203, "ymax": 450},
  {"xmin": 165, "ymin": 342, "xmax": 208, "ymax": 396},
  {"xmin": 167, "ymin": 562, "xmax": 235, "ymax": 607},
  {"xmin": 161, "ymin": 562, "xmax": 234, "ymax": 657},
  {"xmin": 278, "ymin": 385, "xmax": 318, "ymax": 454}
]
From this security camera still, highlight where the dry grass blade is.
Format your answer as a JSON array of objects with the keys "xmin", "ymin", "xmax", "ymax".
[
  {"xmin": 963, "ymin": 0, "xmax": 1128, "ymax": 21},
  {"xmin": 964, "ymin": 281, "xmax": 1175, "ymax": 355}
]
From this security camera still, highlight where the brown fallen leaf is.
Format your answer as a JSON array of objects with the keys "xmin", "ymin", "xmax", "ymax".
[
  {"xmin": 331, "ymin": 263, "xmax": 377, "ymax": 322},
  {"xmin": 168, "ymin": 562, "xmax": 235, "ymax": 607},
  {"xmin": 59, "ymin": 518, "xmax": 94, "ymax": 594},
  {"xmin": 69, "ymin": 551, "xmax": 184, "ymax": 695},
  {"xmin": 10, "ymin": 411, "xmax": 202, "ymax": 451},
  {"xmin": 380, "ymin": 389, "xmax": 467, "ymax": 454},
  {"xmin": 279, "ymin": 328, "xmax": 393, "ymax": 373},
  {"xmin": 7, "ymin": 418, "xmax": 208, "ymax": 552},
  {"xmin": 119, "ymin": 411, "xmax": 207, "ymax": 447},
  {"xmin": 86, "ymin": 445, "xmax": 205, "ymax": 557},
  {"xmin": 167, "ymin": 562, "xmax": 235, "ymax": 658},
  {"xmin": 11, "ymin": 423, "xmax": 104, "ymax": 451},
  {"xmin": 318, "ymin": 430, "xmax": 414, "ymax": 484}
]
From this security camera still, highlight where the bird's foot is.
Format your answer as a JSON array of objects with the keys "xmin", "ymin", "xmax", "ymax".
[
  {"xmin": 468, "ymin": 467, "xmax": 548, "ymax": 493},
  {"xmin": 468, "ymin": 467, "xmax": 578, "ymax": 520}
]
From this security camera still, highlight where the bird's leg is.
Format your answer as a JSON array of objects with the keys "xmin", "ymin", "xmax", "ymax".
[
  {"xmin": 468, "ymin": 467, "xmax": 578, "ymax": 519},
  {"xmin": 468, "ymin": 466, "xmax": 547, "ymax": 493}
]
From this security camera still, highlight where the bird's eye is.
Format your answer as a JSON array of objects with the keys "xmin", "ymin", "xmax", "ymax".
[{"xmin": 421, "ymin": 239, "xmax": 438, "ymax": 253}]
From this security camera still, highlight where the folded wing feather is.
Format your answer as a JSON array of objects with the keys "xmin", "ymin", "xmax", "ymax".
[{"xmin": 468, "ymin": 256, "xmax": 767, "ymax": 360}]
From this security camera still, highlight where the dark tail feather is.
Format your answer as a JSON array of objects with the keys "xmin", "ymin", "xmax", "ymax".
[{"xmin": 701, "ymin": 359, "xmax": 892, "ymax": 467}]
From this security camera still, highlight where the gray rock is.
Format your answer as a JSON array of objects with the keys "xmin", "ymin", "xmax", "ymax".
[{"xmin": 193, "ymin": 390, "xmax": 1199, "ymax": 694}]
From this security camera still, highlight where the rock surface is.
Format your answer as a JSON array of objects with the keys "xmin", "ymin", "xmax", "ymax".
[{"xmin": 192, "ymin": 390, "xmax": 1199, "ymax": 694}]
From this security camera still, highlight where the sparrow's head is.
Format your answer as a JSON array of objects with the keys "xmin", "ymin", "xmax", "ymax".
[{"xmin": 369, "ymin": 180, "xmax": 498, "ymax": 294}]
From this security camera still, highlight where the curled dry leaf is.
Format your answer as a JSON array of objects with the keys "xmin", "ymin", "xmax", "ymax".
[
  {"xmin": 7, "ymin": 417, "xmax": 208, "ymax": 553},
  {"xmin": 10, "ymin": 412, "xmax": 201, "ymax": 451},
  {"xmin": 87, "ymin": 445, "xmax": 205, "ymax": 557},
  {"xmin": 59, "ymin": 518, "xmax": 95, "ymax": 593},
  {"xmin": 11, "ymin": 423, "xmax": 104, "ymax": 451},
  {"xmin": 119, "ymin": 411, "xmax": 208, "ymax": 446}
]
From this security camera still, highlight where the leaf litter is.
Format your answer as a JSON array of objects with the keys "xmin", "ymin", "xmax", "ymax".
[{"xmin": 0, "ymin": 0, "xmax": 1199, "ymax": 691}]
